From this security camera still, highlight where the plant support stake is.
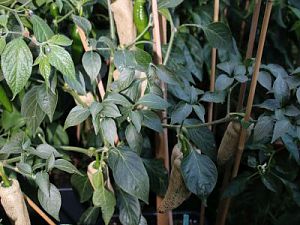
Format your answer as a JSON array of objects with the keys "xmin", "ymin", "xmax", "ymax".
[
  {"xmin": 237, "ymin": 0, "xmax": 262, "ymax": 111},
  {"xmin": 203, "ymin": 0, "xmax": 219, "ymax": 225},
  {"xmin": 151, "ymin": 0, "xmax": 172, "ymax": 225},
  {"xmin": 215, "ymin": 1, "xmax": 262, "ymax": 224},
  {"xmin": 217, "ymin": 2, "xmax": 273, "ymax": 225}
]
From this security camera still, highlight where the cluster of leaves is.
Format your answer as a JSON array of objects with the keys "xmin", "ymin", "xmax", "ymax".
[
  {"xmin": 0, "ymin": 0, "xmax": 234, "ymax": 224},
  {"xmin": 0, "ymin": 0, "xmax": 299, "ymax": 225}
]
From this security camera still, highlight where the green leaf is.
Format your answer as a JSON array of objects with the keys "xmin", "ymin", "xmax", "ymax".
[
  {"xmin": 137, "ymin": 93, "xmax": 170, "ymax": 110},
  {"xmin": 35, "ymin": 171, "xmax": 50, "ymax": 197},
  {"xmin": 78, "ymin": 207, "xmax": 100, "ymax": 225},
  {"xmin": 100, "ymin": 118, "xmax": 117, "ymax": 146},
  {"xmin": 48, "ymin": 34, "xmax": 72, "ymax": 46},
  {"xmin": 258, "ymin": 71, "xmax": 272, "ymax": 90},
  {"xmin": 217, "ymin": 61, "xmax": 236, "ymax": 74},
  {"xmin": 30, "ymin": 15, "xmax": 54, "ymax": 42},
  {"xmin": 114, "ymin": 49, "xmax": 151, "ymax": 72},
  {"xmin": 71, "ymin": 173, "xmax": 93, "ymax": 203},
  {"xmin": 16, "ymin": 162, "xmax": 32, "ymax": 175},
  {"xmin": 82, "ymin": 51, "xmax": 102, "ymax": 81},
  {"xmin": 117, "ymin": 188, "xmax": 141, "ymax": 225},
  {"xmin": 282, "ymin": 134, "xmax": 300, "ymax": 163},
  {"xmin": 38, "ymin": 55, "xmax": 51, "ymax": 86},
  {"xmin": 34, "ymin": 144, "xmax": 61, "ymax": 159},
  {"xmin": 0, "ymin": 15, "xmax": 8, "ymax": 27},
  {"xmin": 143, "ymin": 159, "xmax": 168, "ymax": 197},
  {"xmin": 203, "ymin": 22, "xmax": 233, "ymax": 50},
  {"xmin": 261, "ymin": 174, "xmax": 281, "ymax": 192},
  {"xmin": 111, "ymin": 69, "xmax": 135, "ymax": 92},
  {"xmin": 101, "ymin": 103, "xmax": 122, "ymax": 118},
  {"xmin": 38, "ymin": 184, "xmax": 61, "ymax": 221},
  {"xmin": 72, "ymin": 15, "xmax": 92, "ymax": 35},
  {"xmin": 63, "ymin": 70, "xmax": 86, "ymax": 95},
  {"xmin": 0, "ymin": 132, "xmax": 25, "ymax": 155},
  {"xmin": 273, "ymin": 75, "xmax": 290, "ymax": 105},
  {"xmin": 92, "ymin": 186, "xmax": 116, "ymax": 225},
  {"xmin": 271, "ymin": 119, "xmax": 290, "ymax": 143},
  {"xmin": 133, "ymin": 48, "xmax": 152, "ymax": 72},
  {"xmin": 21, "ymin": 86, "xmax": 46, "ymax": 134},
  {"xmin": 108, "ymin": 148, "xmax": 149, "ymax": 203},
  {"xmin": 104, "ymin": 93, "xmax": 132, "ymax": 107},
  {"xmin": 142, "ymin": 110, "xmax": 163, "ymax": 132},
  {"xmin": 54, "ymin": 159, "xmax": 82, "ymax": 175},
  {"xmin": 253, "ymin": 116, "xmax": 274, "ymax": 143},
  {"xmin": 215, "ymin": 74, "xmax": 234, "ymax": 91},
  {"xmin": 64, "ymin": 105, "xmax": 90, "ymax": 129},
  {"xmin": 37, "ymin": 85, "xmax": 58, "ymax": 122},
  {"xmin": 130, "ymin": 111, "xmax": 143, "ymax": 132},
  {"xmin": 47, "ymin": 44, "xmax": 75, "ymax": 80},
  {"xmin": 193, "ymin": 104, "xmax": 205, "ymax": 122},
  {"xmin": 125, "ymin": 124, "xmax": 143, "ymax": 155},
  {"xmin": 158, "ymin": 0, "xmax": 184, "ymax": 9},
  {"xmin": 46, "ymin": 153, "xmax": 55, "ymax": 172},
  {"xmin": 0, "ymin": 37, "xmax": 6, "ymax": 54},
  {"xmin": 222, "ymin": 172, "xmax": 250, "ymax": 198},
  {"xmin": 171, "ymin": 102, "xmax": 193, "ymax": 124},
  {"xmin": 181, "ymin": 150, "xmax": 218, "ymax": 199},
  {"xmin": 201, "ymin": 91, "xmax": 226, "ymax": 103},
  {"xmin": 1, "ymin": 38, "xmax": 33, "ymax": 97},
  {"xmin": 154, "ymin": 65, "xmax": 182, "ymax": 86}
]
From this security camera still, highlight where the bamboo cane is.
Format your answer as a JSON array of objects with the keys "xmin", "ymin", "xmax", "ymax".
[
  {"xmin": 202, "ymin": 0, "xmax": 219, "ymax": 225},
  {"xmin": 215, "ymin": 1, "xmax": 262, "ymax": 224},
  {"xmin": 151, "ymin": 1, "xmax": 172, "ymax": 225},
  {"xmin": 207, "ymin": 0, "xmax": 219, "ymax": 131},
  {"xmin": 217, "ymin": 2, "xmax": 273, "ymax": 225},
  {"xmin": 236, "ymin": 0, "xmax": 262, "ymax": 111}
]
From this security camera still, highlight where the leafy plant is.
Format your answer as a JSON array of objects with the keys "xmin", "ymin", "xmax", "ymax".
[{"xmin": 0, "ymin": 1, "xmax": 299, "ymax": 225}]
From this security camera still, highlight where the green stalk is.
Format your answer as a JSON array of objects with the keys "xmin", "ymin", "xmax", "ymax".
[
  {"xmin": 0, "ymin": 163, "xmax": 11, "ymax": 188},
  {"xmin": 94, "ymin": 153, "xmax": 100, "ymax": 169}
]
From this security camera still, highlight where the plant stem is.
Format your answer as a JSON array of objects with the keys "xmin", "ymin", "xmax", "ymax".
[
  {"xmin": 126, "ymin": 15, "xmax": 153, "ymax": 48},
  {"xmin": 59, "ymin": 146, "xmax": 94, "ymax": 157},
  {"xmin": 163, "ymin": 116, "xmax": 231, "ymax": 129},
  {"xmin": 56, "ymin": 9, "xmax": 75, "ymax": 24},
  {"xmin": 0, "ymin": 163, "xmax": 11, "ymax": 187},
  {"xmin": 107, "ymin": 0, "xmax": 116, "ymax": 42},
  {"xmin": 106, "ymin": 60, "xmax": 115, "ymax": 92},
  {"xmin": 62, "ymin": 84, "xmax": 88, "ymax": 107},
  {"xmin": 94, "ymin": 153, "xmax": 100, "ymax": 169},
  {"xmin": 3, "ymin": 156, "xmax": 21, "ymax": 164},
  {"xmin": 163, "ymin": 25, "xmax": 176, "ymax": 66}
]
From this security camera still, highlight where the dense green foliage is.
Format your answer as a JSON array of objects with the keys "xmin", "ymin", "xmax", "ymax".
[{"xmin": 0, "ymin": 0, "xmax": 299, "ymax": 225}]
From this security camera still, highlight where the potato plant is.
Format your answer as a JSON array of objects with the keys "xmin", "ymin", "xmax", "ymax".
[{"xmin": 0, "ymin": 0, "xmax": 299, "ymax": 225}]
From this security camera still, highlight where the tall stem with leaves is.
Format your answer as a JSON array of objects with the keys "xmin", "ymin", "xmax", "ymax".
[{"xmin": 217, "ymin": 2, "xmax": 273, "ymax": 225}]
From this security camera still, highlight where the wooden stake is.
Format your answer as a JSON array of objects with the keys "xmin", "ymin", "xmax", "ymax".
[
  {"xmin": 207, "ymin": 0, "xmax": 219, "ymax": 130},
  {"xmin": 151, "ymin": 1, "xmax": 172, "ymax": 225},
  {"xmin": 217, "ymin": 2, "xmax": 273, "ymax": 225},
  {"xmin": 24, "ymin": 195, "xmax": 56, "ymax": 225},
  {"xmin": 215, "ymin": 1, "xmax": 262, "ymax": 224},
  {"xmin": 203, "ymin": 1, "xmax": 219, "ymax": 224},
  {"xmin": 236, "ymin": 0, "xmax": 262, "ymax": 111}
]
